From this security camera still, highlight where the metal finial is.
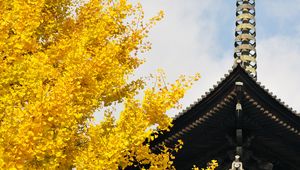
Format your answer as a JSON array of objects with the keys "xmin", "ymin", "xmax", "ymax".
[
  {"xmin": 229, "ymin": 155, "xmax": 244, "ymax": 170},
  {"xmin": 234, "ymin": 0, "xmax": 257, "ymax": 79}
]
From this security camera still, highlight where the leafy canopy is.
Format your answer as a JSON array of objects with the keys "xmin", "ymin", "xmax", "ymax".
[{"xmin": 0, "ymin": 0, "xmax": 212, "ymax": 169}]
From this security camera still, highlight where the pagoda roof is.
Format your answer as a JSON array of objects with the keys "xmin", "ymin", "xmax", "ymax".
[{"xmin": 151, "ymin": 64, "xmax": 300, "ymax": 169}]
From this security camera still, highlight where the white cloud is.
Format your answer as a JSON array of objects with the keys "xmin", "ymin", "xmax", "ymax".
[
  {"xmin": 255, "ymin": 0, "xmax": 300, "ymax": 112},
  {"xmin": 136, "ymin": 0, "xmax": 300, "ymax": 115},
  {"xmin": 260, "ymin": 0, "xmax": 300, "ymax": 20},
  {"xmin": 257, "ymin": 35, "xmax": 300, "ymax": 112},
  {"xmin": 134, "ymin": 0, "xmax": 235, "ymax": 117},
  {"xmin": 96, "ymin": 0, "xmax": 300, "ymax": 121}
]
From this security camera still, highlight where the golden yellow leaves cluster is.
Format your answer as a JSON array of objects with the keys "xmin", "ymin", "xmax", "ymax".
[
  {"xmin": 0, "ymin": 0, "xmax": 215, "ymax": 169},
  {"xmin": 74, "ymin": 72, "xmax": 200, "ymax": 169},
  {"xmin": 192, "ymin": 160, "xmax": 219, "ymax": 170}
]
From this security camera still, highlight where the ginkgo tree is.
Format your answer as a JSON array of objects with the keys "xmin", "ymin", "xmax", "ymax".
[{"xmin": 0, "ymin": 0, "xmax": 217, "ymax": 169}]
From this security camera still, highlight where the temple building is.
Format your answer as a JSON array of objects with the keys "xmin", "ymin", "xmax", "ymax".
[{"xmin": 151, "ymin": 0, "xmax": 300, "ymax": 169}]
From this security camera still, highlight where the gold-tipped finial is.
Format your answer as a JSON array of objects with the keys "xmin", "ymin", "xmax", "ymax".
[{"xmin": 234, "ymin": 0, "xmax": 257, "ymax": 79}]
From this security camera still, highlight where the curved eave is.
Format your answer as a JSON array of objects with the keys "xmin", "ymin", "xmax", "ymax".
[
  {"xmin": 150, "ymin": 64, "xmax": 300, "ymax": 169},
  {"xmin": 152, "ymin": 64, "xmax": 300, "ymax": 147}
]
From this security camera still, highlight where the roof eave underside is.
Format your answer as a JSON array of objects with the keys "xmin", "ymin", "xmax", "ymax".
[
  {"xmin": 152, "ymin": 64, "xmax": 300, "ymax": 147},
  {"xmin": 150, "ymin": 64, "xmax": 300, "ymax": 169}
]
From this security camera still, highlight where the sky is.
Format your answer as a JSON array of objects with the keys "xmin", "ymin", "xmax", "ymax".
[{"xmin": 130, "ymin": 0, "xmax": 300, "ymax": 118}]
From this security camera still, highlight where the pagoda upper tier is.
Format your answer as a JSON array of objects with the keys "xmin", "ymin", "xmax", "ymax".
[{"xmin": 151, "ymin": 64, "xmax": 300, "ymax": 170}]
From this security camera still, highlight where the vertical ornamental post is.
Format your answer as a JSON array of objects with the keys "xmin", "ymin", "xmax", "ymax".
[{"xmin": 234, "ymin": 0, "xmax": 257, "ymax": 79}]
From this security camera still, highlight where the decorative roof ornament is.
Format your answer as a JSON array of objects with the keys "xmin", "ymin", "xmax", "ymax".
[
  {"xmin": 229, "ymin": 155, "xmax": 244, "ymax": 170},
  {"xmin": 234, "ymin": 0, "xmax": 257, "ymax": 79}
]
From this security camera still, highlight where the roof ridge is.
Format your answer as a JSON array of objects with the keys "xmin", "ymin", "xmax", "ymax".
[
  {"xmin": 173, "ymin": 64, "xmax": 238, "ymax": 121},
  {"xmin": 173, "ymin": 63, "xmax": 299, "ymax": 122}
]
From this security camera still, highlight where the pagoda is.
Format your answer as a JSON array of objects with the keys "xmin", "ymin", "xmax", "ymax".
[{"xmin": 151, "ymin": 0, "xmax": 300, "ymax": 169}]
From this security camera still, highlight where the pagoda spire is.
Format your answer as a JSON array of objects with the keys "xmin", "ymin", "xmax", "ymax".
[{"xmin": 234, "ymin": 0, "xmax": 257, "ymax": 78}]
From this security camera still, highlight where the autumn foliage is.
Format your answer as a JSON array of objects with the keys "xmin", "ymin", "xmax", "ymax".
[{"xmin": 0, "ymin": 0, "xmax": 216, "ymax": 169}]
